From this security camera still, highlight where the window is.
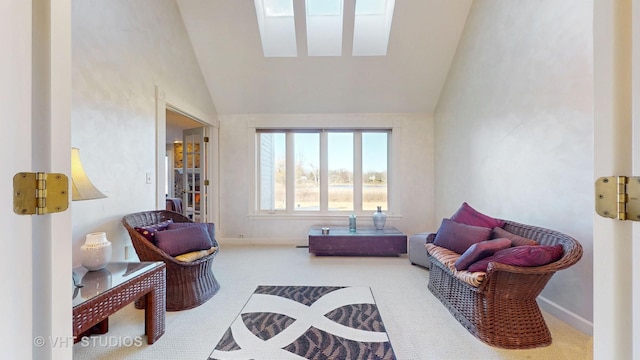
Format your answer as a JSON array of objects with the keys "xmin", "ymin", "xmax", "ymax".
[
  {"xmin": 258, "ymin": 133, "xmax": 286, "ymax": 210},
  {"xmin": 362, "ymin": 132, "xmax": 388, "ymax": 210},
  {"xmin": 328, "ymin": 132, "xmax": 353, "ymax": 211},
  {"xmin": 294, "ymin": 133, "xmax": 320, "ymax": 210},
  {"xmin": 257, "ymin": 129, "xmax": 389, "ymax": 214}
]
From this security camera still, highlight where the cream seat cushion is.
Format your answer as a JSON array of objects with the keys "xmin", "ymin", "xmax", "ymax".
[
  {"xmin": 175, "ymin": 246, "xmax": 217, "ymax": 262},
  {"xmin": 425, "ymin": 243, "xmax": 486, "ymax": 287}
]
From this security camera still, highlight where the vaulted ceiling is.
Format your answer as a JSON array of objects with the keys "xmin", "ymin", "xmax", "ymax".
[{"xmin": 176, "ymin": 0, "xmax": 472, "ymax": 115}]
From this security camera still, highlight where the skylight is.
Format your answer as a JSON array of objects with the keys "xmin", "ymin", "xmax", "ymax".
[
  {"xmin": 306, "ymin": 0, "xmax": 343, "ymax": 56},
  {"xmin": 255, "ymin": 0, "xmax": 297, "ymax": 57},
  {"xmin": 353, "ymin": 0, "xmax": 395, "ymax": 56},
  {"xmin": 355, "ymin": 0, "xmax": 387, "ymax": 15},
  {"xmin": 264, "ymin": 0, "xmax": 294, "ymax": 16},
  {"xmin": 254, "ymin": 0, "xmax": 395, "ymax": 57},
  {"xmin": 307, "ymin": 0, "xmax": 342, "ymax": 16}
]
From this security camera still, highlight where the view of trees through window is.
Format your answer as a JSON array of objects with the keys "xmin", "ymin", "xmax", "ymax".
[
  {"xmin": 259, "ymin": 130, "xmax": 388, "ymax": 212},
  {"xmin": 362, "ymin": 132, "xmax": 387, "ymax": 211},
  {"xmin": 294, "ymin": 133, "xmax": 320, "ymax": 210},
  {"xmin": 328, "ymin": 132, "xmax": 353, "ymax": 211}
]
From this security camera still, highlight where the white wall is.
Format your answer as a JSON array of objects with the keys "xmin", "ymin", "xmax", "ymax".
[
  {"xmin": 434, "ymin": 0, "xmax": 593, "ymax": 332},
  {"xmin": 217, "ymin": 113, "xmax": 435, "ymax": 243},
  {"xmin": 71, "ymin": 0, "xmax": 216, "ymax": 264}
]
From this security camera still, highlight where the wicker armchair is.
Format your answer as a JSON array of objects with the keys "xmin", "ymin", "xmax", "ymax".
[
  {"xmin": 426, "ymin": 220, "xmax": 583, "ymax": 349},
  {"xmin": 122, "ymin": 210, "xmax": 220, "ymax": 311}
]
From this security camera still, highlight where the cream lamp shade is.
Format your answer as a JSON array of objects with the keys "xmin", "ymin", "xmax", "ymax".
[{"xmin": 71, "ymin": 147, "xmax": 106, "ymax": 201}]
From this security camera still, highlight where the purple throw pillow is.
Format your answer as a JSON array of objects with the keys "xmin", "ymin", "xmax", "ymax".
[
  {"xmin": 168, "ymin": 222, "xmax": 215, "ymax": 242},
  {"xmin": 134, "ymin": 219, "xmax": 173, "ymax": 244},
  {"xmin": 451, "ymin": 202, "xmax": 505, "ymax": 229},
  {"xmin": 167, "ymin": 222, "xmax": 196, "ymax": 229},
  {"xmin": 467, "ymin": 244, "xmax": 564, "ymax": 272},
  {"xmin": 155, "ymin": 224, "xmax": 213, "ymax": 256},
  {"xmin": 454, "ymin": 238, "xmax": 512, "ymax": 271},
  {"xmin": 491, "ymin": 227, "xmax": 538, "ymax": 246},
  {"xmin": 433, "ymin": 218, "xmax": 493, "ymax": 254}
]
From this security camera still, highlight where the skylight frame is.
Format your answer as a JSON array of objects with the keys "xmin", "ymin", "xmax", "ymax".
[
  {"xmin": 255, "ymin": 0, "xmax": 298, "ymax": 57},
  {"xmin": 352, "ymin": 0, "xmax": 395, "ymax": 56},
  {"xmin": 305, "ymin": 0, "xmax": 344, "ymax": 56}
]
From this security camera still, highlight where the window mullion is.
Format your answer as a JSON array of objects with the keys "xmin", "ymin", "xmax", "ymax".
[
  {"xmin": 286, "ymin": 132, "xmax": 295, "ymax": 213},
  {"xmin": 386, "ymin": 131, "xmax": 392, "ymax": 212},
  {"xmin": 354, "ymin": 131, "xmax": 363, "ymax": 213},
  {"xmin": 320, "ymin": 131, "xmax": 328, "ymax": 212}
]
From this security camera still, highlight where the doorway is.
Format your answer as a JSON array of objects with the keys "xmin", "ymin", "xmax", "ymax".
[{"xmin": 154, "ymin": 85, "xmax": 219, "ymax": 226}]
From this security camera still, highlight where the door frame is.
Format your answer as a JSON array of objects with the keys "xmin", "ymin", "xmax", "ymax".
[
  {"xmin": 154, "ymin": 86, "xmax": 220, "ymax": 227},
  {"xmin": 3, "ymin": 0, "xmax": 73, "ymax": 358},
  {"xmin": 634, "ymin": 1, "xmax": 640, "ymax": 356},
  {"xmin": 593, "ymin": 0, "xmax": 639, "ymax": 359},
  {"xmin": 632, "ymin": 0, "xmax": 640, "ymax": 357}
]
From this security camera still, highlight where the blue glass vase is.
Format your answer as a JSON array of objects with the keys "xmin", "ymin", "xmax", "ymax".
[
  {"xmin": 373, "ymin": 206, "xmax": 386, "ymax": 230},
  {"xmin": 349, "ymin": 213, "xmax": 357, "ymax": 232}
]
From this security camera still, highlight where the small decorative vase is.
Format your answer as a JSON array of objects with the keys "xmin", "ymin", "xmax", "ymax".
[
  {"xmin": 372, "ymin": 206, "xmax": 386, "ymax": 230},
  {"xmin": 81, "ymin": 232, "xmax": 112, "ymax": 271},
  {"xmin": 349, "ymin": 213, "xmax": 357, "ymax": 232}
]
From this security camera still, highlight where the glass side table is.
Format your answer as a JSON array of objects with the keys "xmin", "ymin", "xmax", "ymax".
[{"xmin": 72, "ymin": 261, "xmax": 166, "ymax": 344}]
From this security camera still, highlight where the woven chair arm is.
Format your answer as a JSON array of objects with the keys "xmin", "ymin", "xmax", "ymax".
[
  {"xmin": 477, "ymin": 250, "xmax": 581, "ymax": 293},
  {"xmin": 484, "ymin": 261, "xmax": 558, "ymax": 276},
  {"xmin": 122, "ymin": 211, "xmax": 219, "ymax": 267},
  {"xmin": 478, "ymin": 266, "xmax": 553, "ymax": 296},
  {"xmin": 477, "ymin": 233, "xmax": 583, "ymax": 293},
  {"xmin": 132, "ymin": 236, "xmax": 217, "ymax": 267},
  {"xmin": 482, "ymin": 242, "xmax": 583, "ymax": 277},
  {"xmin": 486, "ymin": 219, "xmax": 584, "ymax": 273}
]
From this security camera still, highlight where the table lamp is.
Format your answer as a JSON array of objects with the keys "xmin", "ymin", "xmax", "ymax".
[{"xmin": 72, "ymin": 148, "xmax": 110, "ymax": 271}]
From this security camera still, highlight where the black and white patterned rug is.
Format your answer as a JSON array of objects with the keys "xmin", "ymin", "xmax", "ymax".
[{"xmin": 209, "ymin": 286, "xmax": 396, "ymax": 360}]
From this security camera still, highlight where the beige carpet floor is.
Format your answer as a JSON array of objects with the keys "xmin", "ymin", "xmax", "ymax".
[{"xmin": 72, "ymin": 244, "xmax": 593, "ymax": 360}]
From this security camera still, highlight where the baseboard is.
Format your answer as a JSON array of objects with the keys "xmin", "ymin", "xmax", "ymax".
[
  {"xmin": 538, "ymin": 295, "xmax": 593, "ymax": 336},
  {"xmin": 217, "ymin": 237, "xmax": 306, "ymax": 247}
]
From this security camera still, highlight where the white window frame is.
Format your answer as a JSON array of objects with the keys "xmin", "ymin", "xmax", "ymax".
[{"xmin": 250, "ymin": 119, "xmax": 401, "ymax": 218}]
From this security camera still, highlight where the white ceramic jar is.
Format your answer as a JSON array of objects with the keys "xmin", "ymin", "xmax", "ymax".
[{"xmin": 81, "ymin": 232, "xmax": 112, "ymax": 271}]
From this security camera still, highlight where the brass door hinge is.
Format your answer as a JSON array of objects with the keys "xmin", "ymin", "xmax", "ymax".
[
  {"xmin": 13, "ymin": 172, "xmax": 69, "ymax": 215},
  {"xmin": 204, "ymin": 136, "xmax": 209, "ymax": 143},
  {"xmin": 595, "ymin": 176, "xmax": 640, "ymax": 221}
]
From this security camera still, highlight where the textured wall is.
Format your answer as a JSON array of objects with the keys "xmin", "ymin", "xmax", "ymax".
[
  {"xmin": 71, "ymin": 0, "xmax": 215, "ymax": 264},
  {"xmin": 434, "ymin": 0, "xmax": 593, "ymax": 331},
  {"xmin": 217, "ymin": 113, "xmax": 435, "ymax": 243}
]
